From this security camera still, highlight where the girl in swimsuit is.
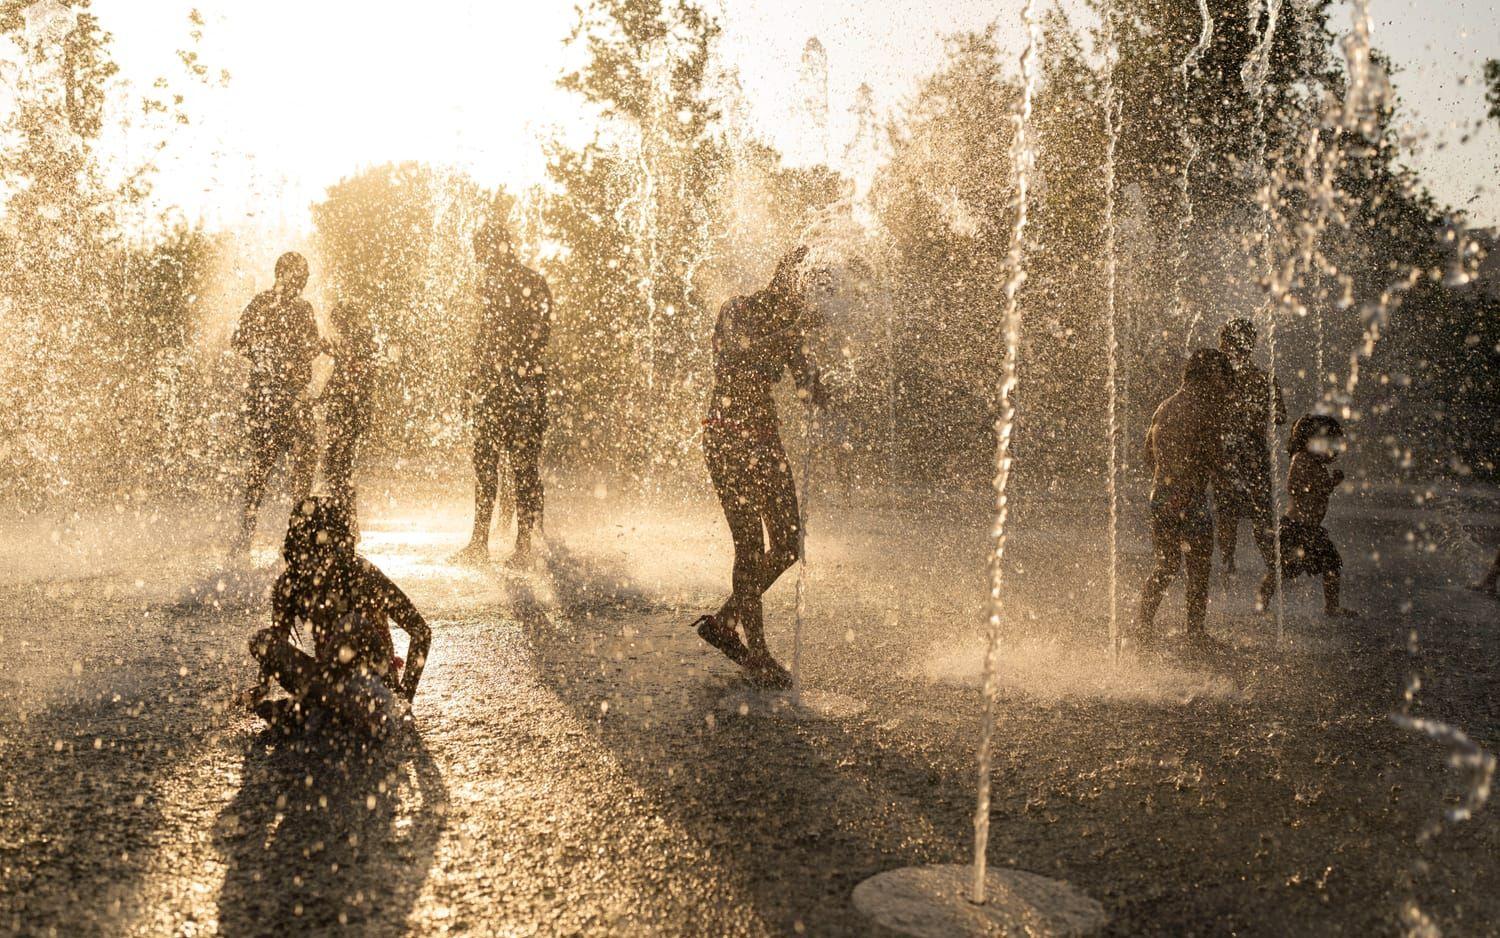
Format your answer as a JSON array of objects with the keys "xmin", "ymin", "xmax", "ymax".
[{"xmin": 695, "ymin": 247, "xmax": 828, "ymax": 687}]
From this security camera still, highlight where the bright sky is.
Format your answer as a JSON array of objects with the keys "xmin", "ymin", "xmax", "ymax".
[{"xmin": 101, "ymin": 0, "xmax": 1500, "ymax": 231}]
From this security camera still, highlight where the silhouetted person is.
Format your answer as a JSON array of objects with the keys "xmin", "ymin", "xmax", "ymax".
[
  {"xmin": 1135, "ymin": 348, "xmax": 1232, "ymax": 649},
  {"xmin": 692, "ymin": 247, "xmax": 828, "ymax": 688},
  {"xmin": 1214, "ymin": 318, "xmax": 1286, "ymax": 577},
  {"xmin": 1472, "ymin": 549, "xmax": 1500, "ymax": 595},
  {"xmin": 320, "ymin": 302, "xmax": 377, "ymax": 538},
  {"xmin": 453, "ymin": 219, "xmax": 551, "ymax": 568},
  {"xmin": 228, "ymin": 251, "xmax": 321, "ymax": 558},
  {"xmin": 243, "ymin": 498, "xmax": 431, "ymax": 736},
  {"xmin": 1259, "ymin": 415, "xmax": 1358, "ymax": 617}
]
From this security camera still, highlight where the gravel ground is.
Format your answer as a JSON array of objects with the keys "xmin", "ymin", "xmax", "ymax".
[{"xmin": 1, "ymin": 486, "xmax": 1496, "ymax": 936}]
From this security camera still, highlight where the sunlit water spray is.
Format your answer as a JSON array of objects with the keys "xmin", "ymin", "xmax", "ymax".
[
  {"xmin": 1176, "ymin": 0, "xmax": 1213, "ymax": 350},
  {"xmin": 1242, "ymin": 0, "xmax": 1286, "ymax": 643},
  {"xmin": 1100, "ymin": 0, "xmax": 1122, "ymax": 659},
  {"xmin": 971, "ymin": 0, "xmax": 1041, "ymax": 906}
]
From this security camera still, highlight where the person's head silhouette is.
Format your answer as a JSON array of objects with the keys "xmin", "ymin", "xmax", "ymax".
[{"xmin": 274, "ymin": 251, "xmax": 310, "ymax": 296}]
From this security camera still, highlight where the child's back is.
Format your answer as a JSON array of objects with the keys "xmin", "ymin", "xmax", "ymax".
[
  {"xmin": 1286, "ymin": 450, "xmax": 1338, "ymax": 526},
  {"xmin": 1263, "ymin": 414, "xmax": 1356, "ymax": 618}
]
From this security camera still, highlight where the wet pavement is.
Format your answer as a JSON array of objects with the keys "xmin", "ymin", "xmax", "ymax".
[{"xmin": 1, "ymin": 487, "xmax": 1497, "ymax": 935}]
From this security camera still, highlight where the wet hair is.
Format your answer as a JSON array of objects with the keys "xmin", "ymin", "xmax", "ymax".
[
  {"xmin": 1220, "ymin": 318, "xmax": 1256, "ymax": 354},
  {"xmin": 1184, "ymin": 347, "xmax": 1232, "ymax": 388},
  {"xmin": 274, "ymin": 251, "xmax": 309, "ymax": 283},
  {"xmin": 1288, "ymin": 414, "xmax": 1344, "ymax": 456},
  {"xmin": 282, "ymin": 497, "xmax": 355, "ymax": 568}
]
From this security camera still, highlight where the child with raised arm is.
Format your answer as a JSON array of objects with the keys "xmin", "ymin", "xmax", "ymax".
[
  {"xmin": 693, "ymin": 246, "xmax": 828, "ymax": 687},
  {"xmin": 243, "ymin": 497, "xmax": 431, "ymax": 736},
  {"xmin": 1259, "ymin": 414, "xmax": 1358, "ymax": 618}
]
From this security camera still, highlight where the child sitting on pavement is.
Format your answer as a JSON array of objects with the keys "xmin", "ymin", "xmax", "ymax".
[{"xmin": 242, "ymin": 497, "xmax": 431, "ymax": 736}]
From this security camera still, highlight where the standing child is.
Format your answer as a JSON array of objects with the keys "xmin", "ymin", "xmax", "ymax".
[
  {"xmin": 453, "ymin": 216, "xmax": 553, "ymax": 569},
  {"xmin": 1134, "ymin": 348, "xmax": 1232, "ymax": 650},
  {"xmin": 693, "ymin": 246, "xmax": 828, "ymax": 687},
  {"xmin": 229, "ymin": 251, "xmax": 323, "ymax": 558},
  {"xmin": 321, "ymin": 302, "xmax": 378, "ymax": 537},
  {"xmin": 1259, "ymin": 414, "xmax": 1359, "ymax": 618}
]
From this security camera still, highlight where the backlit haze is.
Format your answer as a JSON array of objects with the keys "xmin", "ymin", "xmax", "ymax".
[{"xmin": 105, "ymin": 0, "xmax": 1500, "ymax": 233}]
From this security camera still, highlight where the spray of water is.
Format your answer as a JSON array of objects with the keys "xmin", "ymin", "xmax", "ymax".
[
  {"xmin": 792, "ymin": 411, "xmax": 815, "ymax": 706},
  {"xmin": 1177, "ymin": 0, "xmax": 1214, "ymax": 350},
  {"xmin": 1100, "ymin": 0, "xmax": 1123, "ymax": 659},
  {"xmin": 788, "ymin": 35, "xmax": 832, "ymax": 705},
  {"xmin": 971, "ymin": 0, "xmax": 1040, "ymax": 906},
  {"xmin": 800, "ymin": 38, "xmax": 831, "ymax": 166},
  {"xmin": 1242, "ymin": 0, "xmax": 1287, "ymax": 643}
]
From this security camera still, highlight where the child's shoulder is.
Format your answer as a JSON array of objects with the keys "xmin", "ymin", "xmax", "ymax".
[{"xmin": 349, "ymin": 554, "xmax": 398, "ymax": 589}]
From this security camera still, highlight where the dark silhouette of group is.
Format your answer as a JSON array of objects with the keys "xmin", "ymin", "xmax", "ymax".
[
  {"xmin": 231, "ymin": 197, "xmax": 1391, "ymax": 734},
  {"xmin": 230, "ymin": 211, "xmax": 557, "ymax": 733},
  {"xmin": 1134, "ymin": 319, "xmax": 1357, "ymax": 653},
  {"xmin": 229, "ymin": 194, "xmax": 835, "ymax": 735}
]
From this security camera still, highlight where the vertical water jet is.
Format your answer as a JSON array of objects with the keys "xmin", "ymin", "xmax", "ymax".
[
  {"xmin": 971, "ymin": 0, "xmax": 1040, "ymax": 906},
  {"xmin": 1100, "ymin": 0, "xmax": 1123, "ymax": 659},
  {"xmin": 1176, "ymin": 0, "xmax": 1213, "ymax": 350},
  {"xmin": 1242, "ymin": 0, "xmax": 1287, "ymax": 643}
]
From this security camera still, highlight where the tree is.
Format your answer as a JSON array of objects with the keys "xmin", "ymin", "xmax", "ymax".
[
  {"xmin": 552, "ymin": 0, "xmax": 729, "ymax": 489},
  {"xmin": 311, "ymin": 162, "xmax": 491, "ymax": 460},
  {"xmin": 872, "ymin": 28, "xmax": 1019, "ymax": 484},
  {"xmin": 0, "ymin": 2, "xmax": 124, "ymax": 501}
]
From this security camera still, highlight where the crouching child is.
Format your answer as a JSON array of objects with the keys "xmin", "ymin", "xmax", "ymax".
[{"xmin": 243, "ymin": 497, "xmax": 431, "ymax": 737}]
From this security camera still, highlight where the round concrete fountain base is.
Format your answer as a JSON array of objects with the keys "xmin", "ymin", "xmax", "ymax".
[{"xmin": 852, "ymin": 864, "xmax": 1105, "ymax": 938}]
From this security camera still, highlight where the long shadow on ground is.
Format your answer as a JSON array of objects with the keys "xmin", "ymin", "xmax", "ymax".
[
  {"xmin": 214, "ymin": 728, "xmax": 448, "ymax": 935},
  {"xmin": 512, "ymin": 541, "xmax": 1499, "ymax": 936}
]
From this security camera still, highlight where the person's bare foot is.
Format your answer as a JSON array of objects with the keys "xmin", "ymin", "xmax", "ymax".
[
  {"xmin": 235, "ymin": 685, "xmax": 268, "ymax": 712},
  {"xmin": 744, "ymin": 651, "xmax": 793, "ymax": 689},
  {"xmin": 449, "ymin": 541, "xmax": 489, "ymax": 566},
  {"xmin": 693, "ymin": 615, "xmax": 752, "ymax": 666},
  {"xmin": 505, "ymin": 543, "xmax": 536, "ymax": 571}
]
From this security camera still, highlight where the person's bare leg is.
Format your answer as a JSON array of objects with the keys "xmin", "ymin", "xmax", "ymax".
[
  {"xmin": 455, "ymin": 416, "xmax": 499, "ymax": 563},
  {"xmin": 1136, "ymin": 507, "xmax": 1180, "ymax": 649},
  {"xmin": 1185, "ymin": 518, "xmax": 1213, "ymax": 635},
  {"xmin": 231, "ymin": 430, "xmax": 283, "ymax": 557},
  {"xmin": 323, "ymin": 430, "xmax": 360, "ymax": 540},
  {"xmin": 1324, "ymin": 571, "xmax": 1357, "ymax": 617},
  {"xmin": 508, "ymin": 423, "xmax": 544, "ymax": 568},
  {"xmin": 1137, "ymin": 562, "xmax": 1175, "ymax": 648},
  {"xmin": 699, "ymin": 430, "xmax": 760, "ymax": 666},
  {"xmin": 1216, "ymin": 500, "xmax": 1240, "ymax": 575},
  {"xmin": 702, "ymin": 502, "xmax": 761, "ymax": 667},
  {"xmin": 728, "ymin": 453, "xmax": 798, "ymax": 687},
  {"xmin": 287, "ymin": 409, "xmax": 317, "ymax": 505}
]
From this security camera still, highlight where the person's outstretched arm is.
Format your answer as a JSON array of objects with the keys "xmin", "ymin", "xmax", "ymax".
[
  {"xmin": 370, "ymin": 568, "xmax": 431, "ymax": 701},
  {"xmin": 232, "ymin": 296, "xmax": 260, "ymax": 358}
]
